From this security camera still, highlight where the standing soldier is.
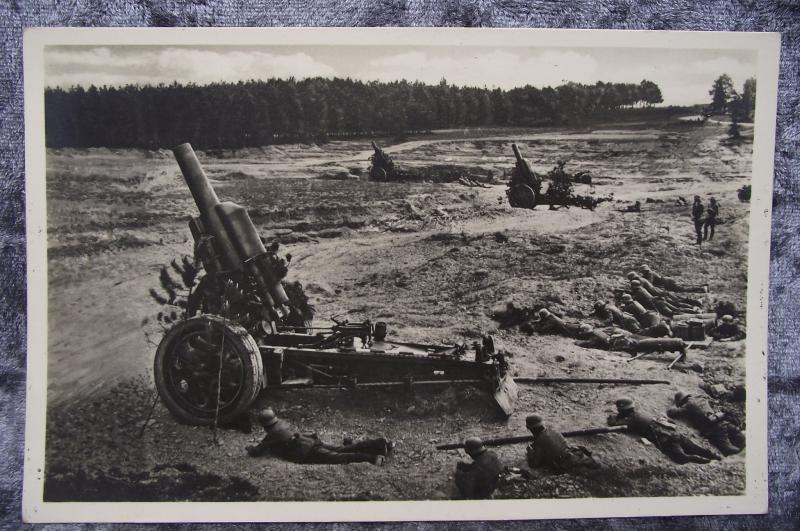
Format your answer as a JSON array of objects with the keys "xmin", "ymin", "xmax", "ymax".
[
  {"xmin": 454, "ymin": 437, "xmax": 505, "ymax": 499},
  {"xmin": 607, "ymin": 398, "xmax": 721, "ymax": 464},
  {"xmin": 704, "ymin": 197, "xmax": 720, "ymax": 241},
  {"xmin": 246, "ymin": 409, "xmax": 390, "ymax": 466},
  {"xmin": 692, "ymin": 196, "xmax": 705, "ymax": 245},
  {"xmin": 667, "ymin": 391, "xmax": 745, "ymax": 456},
  {"xmin": 525, "ymin": 415, "xmax": 599, "ymax": 471}
]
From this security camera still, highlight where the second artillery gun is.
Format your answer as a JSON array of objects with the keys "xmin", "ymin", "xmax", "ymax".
[{"xmin": 506, "ymin": 143, "xmax": 609, "ymax": 211}]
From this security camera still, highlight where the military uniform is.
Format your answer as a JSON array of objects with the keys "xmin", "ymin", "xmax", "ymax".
[
  {"xmin": 602, "ymin": 304, "xmax": 642, "ymax": 333},
  {"xmin": 454, "ymin": 447, "xmax": 504, "ymax": 499},
  {"xmin": 640, "ymin": 267, "xmax": 706, "ymax": 294},
  {"xmin": 608, "ymin": 407, "xmax": 720, "ymax": 464},
  {"xmin": 667, "ymin": 396, "xmax": 745, "ymax": 456},
  {"xmin": 526, "ymin": 428, "xmax": 598, "ymax": 471},
  {"xmin": 703, "ymin": 200, "xmax": 719, "ymax": 241},
  {"xmin": 534, "ymin": 313, "xmax": 583, "ymax": 338},
  {"xmin": 248, "ymin": 413, "xmax": 389, "ymax": 465},
  {"xmin": 710, "ymin": 321, "xmax": 746, "ymax": 341},
  {"xmin": 692, "ymin": 199, "xmax": 705, "ymax": 245},
  {"xmin": 575, "ymin": 329, "xmax": 612, "ymax": 349}
]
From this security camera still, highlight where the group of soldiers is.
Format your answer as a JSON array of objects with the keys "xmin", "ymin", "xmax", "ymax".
[
  {"xmin": 519, "ymin": 263, "xmax": 745, "ymax": 366},
  {"xmin": 691, "ymin": 195, "xmax": 720, "ymax": 245},
  {"xmin": 244, "ymin": 385, "xmax": 745, "ymax": 500},
  {"xmin": 522, "ymin": 264, "xmax": 713, "ymax": 362},
  {"xmin": 454, "ymin": 390, "xmax": 746, "ymax": 499}
]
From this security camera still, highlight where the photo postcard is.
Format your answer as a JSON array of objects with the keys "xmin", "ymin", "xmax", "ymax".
[{"xmin": 22, "ymin": 27, "xmax": 779, "ymax": 522}]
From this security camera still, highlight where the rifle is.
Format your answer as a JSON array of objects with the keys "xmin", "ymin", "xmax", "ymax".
[{"xmin": 436, "ymin": 425, "xmax": 628, "ymax": 451}]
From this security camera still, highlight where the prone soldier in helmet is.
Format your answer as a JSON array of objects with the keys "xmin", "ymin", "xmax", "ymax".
[
  {"xmin": 246, "ymin": 408, "xmax": 391, "ymax": 466},
  {"xmin": 532, "ymin": 308, "xmax": 584, "ymax": 338},
  {"xmin": 594, "ymin": 300, "xmax": 642, "ymax": 334},
  {"xmin": 667, "ymin": 391, "xmax": 745, "ymax": 456},
  {"xmin": 630, "ymin": 279, "xmax": 697, "ymax": 316},
  {"xmin": 709, "ymin": 315, "xmax": 746, "ymax": 341},
  {"xmin": 620, "ymin": 294, "xmax": 672, "ymax": 338},
  {"xmin": 525, "ymin": 415, "xmax": 599, "ymax": 472},
  {"xmin": 454, "ymin": 437, "xmax": 505, "ymax": 499},
  {"xmin": 639, "ymin": 264, "xmax": 707, "ymax": 294},
  {"xmin": 607, "ymin": 397, "xmax": 721, "ymax": 464},
  {"xmin": 574, "ymin": 323, "xmax": 613, "ymax": 350},
  {"xmin": 627, "ymin": 272, "xmax": 702, "ymax": 308}
]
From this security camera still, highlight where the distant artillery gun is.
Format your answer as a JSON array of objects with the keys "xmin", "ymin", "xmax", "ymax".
[
  {"xmin": 367, "ymin": 140, "xmax": 490, "ymax": 184},
  {"xmin": 153, "ymin": 143, "xmax": 520, "ymax": 426},
  {"xmin": 368, "ymin": 141, "xmax": 396, "ymax": 180},
  {"xmin": 506, "ymin": 144, "xmax": 610, "ymax": 211}
]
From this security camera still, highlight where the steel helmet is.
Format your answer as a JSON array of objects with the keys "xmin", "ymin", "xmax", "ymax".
[
  {"xmin": 526, "ymin": 414, "xmax": 545, "ymax": 430},
  {"xmin": 630, "ymin": 279, "xmax": 642, "ymax": 287},
  {"xmin": 257, "ymin": 408, "xmax": 279, "ymax": 429},
  {"xmin": 621, "ymin": 293, "xmax": 634, "ymax": 303},
  {"xmin": 615, "ymin": 397, "xmax": 635, "ymax": 412},
  {"xmin": 640, "ymin": 264, "xmax": 651, "ymax": 272},
  {"xmin": 579, "ymin": 323, "xmax": 593, "ymax": 333},
  {"xmin": 464, "ymin": 436, "xmax": 486, "ymax": 456},
  {"xmin": 538, "ymin": 308, "xmax": 550, "ymax": 318},
  {"xmin": 674, "ymin": 391, "xmax": 692, "ymax": 405},
  {"xmin": 626, "ymin": 271, "xmax": 639, "ymax": 280},
  {"xmin": 722, "ymin": 315, "xmax": 734, "ymax": 323},
  {"xmin": 594, "ymin": 300, "xmax": 607, "ymax": 311}
]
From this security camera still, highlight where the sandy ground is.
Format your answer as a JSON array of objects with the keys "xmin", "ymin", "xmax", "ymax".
[{"xmin": 43, "ymin": 119, "xmax": 752, "ymax": 501}]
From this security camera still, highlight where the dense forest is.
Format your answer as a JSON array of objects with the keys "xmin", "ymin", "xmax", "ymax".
[{"xmin": 44, "ymin": 77, "xmax": 665, "ymax": 149}]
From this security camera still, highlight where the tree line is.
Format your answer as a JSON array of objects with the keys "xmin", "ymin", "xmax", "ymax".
[{"xmin": 44, "ymin": 77, "xmax": 665, "ymax": 149}]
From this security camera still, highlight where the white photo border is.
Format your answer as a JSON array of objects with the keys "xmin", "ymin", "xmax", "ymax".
[{"xmin": 22, "ymin": 26, "xmax": 780, "ymax": 523}]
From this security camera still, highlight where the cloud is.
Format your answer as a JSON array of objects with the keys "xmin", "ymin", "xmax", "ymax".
[
  {"xmin": 45, "ymin": 47, "xmax": 337, "ymax": 88},
  {"xmin": 359, "ymin": 49, "xmax": 601, "ymax": 89},
  {"xmin": 364, "ymin": 48, "xmax": 756, "ymax": 105},
  {"xmin": 44, "ymin": 45, "xmax": 757, "ymax": 106}
]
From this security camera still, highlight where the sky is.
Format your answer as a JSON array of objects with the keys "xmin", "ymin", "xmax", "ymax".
[{"xmin": 44, "ymin": 45, "xmax": 758, "ymax": 106}]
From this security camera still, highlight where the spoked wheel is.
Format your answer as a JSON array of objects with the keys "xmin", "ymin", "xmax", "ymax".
[
  {"xmin": 154, "ymin": 315, "xmax": 264, "ymax": 425},
  {"xmin": 510, "ymin": 184, "xmax": 537, "ymax": 209}
]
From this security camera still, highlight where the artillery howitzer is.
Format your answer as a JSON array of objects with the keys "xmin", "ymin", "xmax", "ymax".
[
  {"xmin": 368, "ymin": 141, "xmax": 396, "ymax": 180},
  {"xmin": 154, "ymin": 143, "xmax": 519, "ymax": 425},
  {"xmin": 506, "ymin": 144, "xmax": 609, "ymax": 211}
]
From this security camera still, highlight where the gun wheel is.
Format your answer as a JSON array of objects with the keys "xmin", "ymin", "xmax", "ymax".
[
  {"xmin": 510, "ymin": 184, "xmax": 537, "ymax": 209},
  {"xmin": 370, "ymin": 167, "xmax": 387, "ymax": 180},
  {"xmin": 154, "ymin": 315, "xmax": 264, "ymax": 425}
]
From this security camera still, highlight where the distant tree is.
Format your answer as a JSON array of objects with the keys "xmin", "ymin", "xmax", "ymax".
[
  {"xmin": 739, "ymin": 77, "xmax": 756, "ymax": 122},
  {"xmin": 44, "ymin": 77, "xmax": 670, "ymax": 149},
  {"xmin": 639, "ymin": 79, "xmax": 663, "ymax": 107},
  {"xmin": 709, "ymin": 74, "xmax": 736, "ymax": 114}
]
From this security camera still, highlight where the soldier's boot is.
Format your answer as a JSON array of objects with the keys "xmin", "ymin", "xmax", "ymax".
[
  {"xmin": 709, "ymin": 427, "xmax": 742, "ymax": 455},
  {"xmin": 681, "ymin": 438, "xmax": 722, "ymax": 461},
  {"xmin": 661, "ymin": 442, "xmax": 692, "ymax": 464}
]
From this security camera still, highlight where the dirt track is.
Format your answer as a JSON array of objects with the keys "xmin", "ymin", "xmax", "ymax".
[{"xmin": 44, "ymin": 120, "xmax": 752, "ymax": 501}]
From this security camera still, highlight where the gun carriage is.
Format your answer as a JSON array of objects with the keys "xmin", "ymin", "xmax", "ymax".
[
  {"xmin": 154, "ymin": 144, "xmax": 518, "ymax": 426},
  {"xmin": 506, "ymin": 143, "xmax": 605, "ymax": 210}
]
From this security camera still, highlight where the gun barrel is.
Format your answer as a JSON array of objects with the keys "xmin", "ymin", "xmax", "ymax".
[
  {"xmin": 173, "ymin": 143, "xmax": 242, "ymax": 272},
  {"xmin": 371, "ymin": 141, "xmax": 379, "ymax": 151},
  {"xmin": 511, "ymin": 143, "xmax": 523, "ymax": 163}
]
